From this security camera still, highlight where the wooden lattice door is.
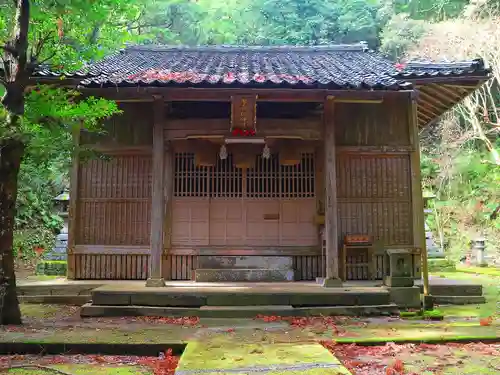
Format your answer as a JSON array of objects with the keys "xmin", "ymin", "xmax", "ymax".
[{"xmin": 171, "ymin": 152, "xmax": 317, "ymax": 247}]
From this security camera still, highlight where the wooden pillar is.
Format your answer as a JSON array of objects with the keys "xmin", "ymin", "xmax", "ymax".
[
  {"xmin": 67, "ymin": 124, "xmax": 81, "ymax": 280},
  {"xmin": 408, "ymin": 97, "xmax": 430, "ymax": 297},
  {"xmin": 322, "ymin": 97, "xmax": 342, "ymax": 287},
  {"xmin": 162, "ymin": 140, "xmax": 173, "ymax": 279},
  {"xmin": 146, "ymin": 96, "xmax": 166, "ymax": 287}
]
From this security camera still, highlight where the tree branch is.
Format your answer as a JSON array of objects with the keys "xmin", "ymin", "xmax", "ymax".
[{"xmin": 0, "ymin": 44, "xmax": 17, "ymax": 57}]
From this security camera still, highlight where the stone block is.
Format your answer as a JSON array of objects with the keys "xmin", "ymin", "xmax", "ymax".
[
  {"xmin": 384, "ymin": 276, "xmax": 414, "ymax": 287},
  {"xmin": 290, "ymin": 292, "xmax": 359, "ymax": 307},
  {"xmin": 387, "ymin": 286, "xmax": 421, "ymax": 308},
  {"xmin": 130, "ymin": 293, "xmax": 206, "ymax": 307},
  {"xmin": 197, "ymin": 256, "xmax": 294, "ymax": 270},
  {"xmin": 194, "ymin": 268, "xmax": 295, "ymax": 282},
  {"xmin": 206, "ymin": 293, "xmax": 290, "ymax": 306},
  {"xmin": 433, "ymin": 295, "xmax": 486, "ymax": 305},
  {"xmin": 92, "ymin": 292, "xmax": 131, "ymax": 306}
]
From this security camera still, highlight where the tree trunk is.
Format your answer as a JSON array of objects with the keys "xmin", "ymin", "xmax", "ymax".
[{"xmin": 0, "ymin": 137, "xmax": 24, "ymax": 325}]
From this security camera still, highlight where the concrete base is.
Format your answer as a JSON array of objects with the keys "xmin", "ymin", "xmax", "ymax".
[
  {"xmin": 423, "ymin": 294, "xmax": 435, "ymax": 311},
  {"xmin": 322, "ymin": 278, "xmax": 343, "ymax": 288},
  {"xmin": 80, "ymin": 302, "xmax": 399, "ymax": 318},
  {"xmin": 195, "ymin": 268, "xmax": 295, "ymax": 282},
  {"xmin": 387, "ymin": 286, "xmax": 421, "ymax": 308},
  {"xmin": 384, "ymin": 276, "xmax": 414, "ymax": 287},
  {"xmin": 145, "ymin": 278, "xmax": 165, "ymax": 287}
]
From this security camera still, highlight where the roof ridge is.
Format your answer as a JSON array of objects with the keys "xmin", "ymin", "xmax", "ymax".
[{"xmin": 123, "ymin": 42, "xmax": 369, "ymax": 53}]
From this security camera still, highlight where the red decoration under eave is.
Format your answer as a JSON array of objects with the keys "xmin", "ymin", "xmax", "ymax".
[{"xmin": 232, "ymin": 128, "xmax": 256, "ymax": 136}]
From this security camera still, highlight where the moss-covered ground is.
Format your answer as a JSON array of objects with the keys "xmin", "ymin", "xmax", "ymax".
[
  {"xmin": 431, "ymin": 271, "xmax": 499, "ymax": 318},
  {"xmin": 5, "ymin": 364, "xmax": 152, "ymax": 375},
  {"xmin": 3, "ymin": 268, "xmax": 499, "ymax": 374}
]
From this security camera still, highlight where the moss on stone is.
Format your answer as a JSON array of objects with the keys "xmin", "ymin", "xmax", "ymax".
[
  {"xmin": 7, "ymin": 364, "xmax": 151, "ymax": 375},
  {"xmin": 178, "ymin": 341, "xmax": 350, "ymax": 374}
]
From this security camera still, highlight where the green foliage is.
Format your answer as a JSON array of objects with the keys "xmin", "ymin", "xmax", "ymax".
[
  {"xmin": 428, "ymin": 258, "xmax": 457, "ymax": 272},
  {"xmin": 421, "ymin": 136, "xmax": 500, "ymax": 261},
  {"xmin": 252, "ymin": 0, "xmax": 385, "ymax": 47},
  {"xmin": 36, "ymin": 260, "xmax": 67, "ymax": 276},
  {"xmin": 379, "ymin": 13, "xmax": 427, "ymax": 59}
]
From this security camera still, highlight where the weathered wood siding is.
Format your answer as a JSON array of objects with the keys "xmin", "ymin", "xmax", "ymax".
[
  {"xmin": 332, "ymin": 97, "xmax": 419, "ymax": 280},
  {"xmin": 80, "ymin": 102, "xmax": 154, "ymax": 147},
  {"xmin": 336, "ymin": 153, "xmax": 412, "ymax": 246},
  {"xmin": 76, "ymin": 155, "xmax": 152, "ymax": 245},
  {"xmin": 335, "ymin": 97, "xmax": 410, "ymax": 146},
  {"xmin": 71, "ymin": 103, "xmax": 154, "ymax": 279}
]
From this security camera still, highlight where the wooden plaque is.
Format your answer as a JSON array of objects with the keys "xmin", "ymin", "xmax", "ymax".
[{"xmin": 231, "ymin": 95, "xmax": 257, "ymax": 131}]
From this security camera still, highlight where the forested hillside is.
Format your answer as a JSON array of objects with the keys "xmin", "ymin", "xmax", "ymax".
[{"xmin": 2, "ymin": 0, "xmax": 499, "ymax": 265}]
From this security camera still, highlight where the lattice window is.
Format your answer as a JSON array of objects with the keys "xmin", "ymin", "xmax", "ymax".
[
  {"xmin": 247, "ymin": 153, "xmax": 315, "ymax": 198},
  {"xmin": 174, "ymin": 153, "xmax": 242, "ymax": 197},
  {"xmin": 174, "ymin": 152, "xmax": 314, "ymax": 198}
]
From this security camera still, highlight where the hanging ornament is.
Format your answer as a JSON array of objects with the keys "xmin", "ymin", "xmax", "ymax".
[
  {"xmin": 219, "ymin": 144, "xmax": 228, "ymax": 160},
  {"xmin": 262, "ymin": 144, "xmax": 271, "ymax": 159}
]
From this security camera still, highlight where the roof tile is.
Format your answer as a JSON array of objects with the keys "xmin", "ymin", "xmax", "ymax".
[{"xmin": 37, "ymin": 44, "xmax": 488, "ymax": 89}]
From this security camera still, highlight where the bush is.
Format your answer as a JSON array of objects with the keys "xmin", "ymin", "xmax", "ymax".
[
  {"xmin": 428, "ymin": 258, "xmax": 457, "ymax": 272},
  {"xmin": 35, "ymin": 261, "xmax": 67, "ymax": 276}
]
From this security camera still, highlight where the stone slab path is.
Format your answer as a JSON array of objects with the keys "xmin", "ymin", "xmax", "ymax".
[{"xmin": 175, "ymin": 341, "xmax": 352, "ymax": 375}]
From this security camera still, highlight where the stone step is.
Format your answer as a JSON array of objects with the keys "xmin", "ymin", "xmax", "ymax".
[
  {"xmin": 176, "ymin": 341, "xmax": 352, "ymax": 375},
  {"xmin": 433, "ymin": 295, "xmax": 486, "ymax": 305},
  {"xmin": 425, "ymin": 284, "xmax": 483, "ymax": 296},
  {"xmin": 80, "ymin": 303, "xmax": 399, "ymax": 318},
  {"xmin": 197, "ymin": 255, "xmax": 293, "ymax": 270},
  {"xmin": 19, "ymin": 295, "xmax": 90, "ymax": 305},
  {"xmin": 194, "ymin": 268, "xmax": 295, "ymax": 282},
  {"xmin": 91, "ymin": 285, "xmax": 391, "ymax": 307}
]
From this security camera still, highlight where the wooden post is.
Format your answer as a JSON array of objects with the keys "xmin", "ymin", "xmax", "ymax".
[
  {"xmin": 162, "ymin": 140, "xmax": 173, "ymax": 279},
  {"xmin": 322, "ymin": 97, "xmax": 342, "ymax": 287},
  {"xmin": 408, "ymin": 97, "xmax": 430, "ymax": 299},
  {"xmin": 146, "ymin": 96, "xmax": 166, "ymax": 287},
  {"xmin": 67, "ymin": 123, "xmax": 81, "ymax": 280}
]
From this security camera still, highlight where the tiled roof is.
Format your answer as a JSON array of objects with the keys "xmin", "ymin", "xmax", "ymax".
[{"xmin": 34, "ymin": 43, "xmax": 488, "ymax": 90}]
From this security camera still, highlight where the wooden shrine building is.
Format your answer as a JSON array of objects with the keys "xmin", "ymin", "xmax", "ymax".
[{"xmin": 36, "ymin": 44, "xmax": 489, "ymax": 286}]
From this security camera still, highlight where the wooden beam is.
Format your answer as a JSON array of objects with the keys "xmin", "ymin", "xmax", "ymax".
[
  {"xmin": 419, "ymin": 87, "xmax": 457, "ymax": 109},
  {"xmin": 146, "ymin": 96, "xmax": 166, "ymax": 287},
  {"xmin": 67, "ymin": 124, "xmax": 81, "ymax": 280},
  {"xmin": 417, "ymin": 103, "xmax": 438, "ymax": 121},
  {"xmin": 408, "ymin": 99, "xmax": 429, "ymax": 297},
  {"xmin": 80, "ymin": 87, "xmax": 414, "ymax": 103},
  {"xmin": 431, "ymin": 83, "xmax": 470, "ymax": 101},
  {"xmin": 333, "ymin": 99, "xmax": 383, "ymax": 104},
  {"xmin": 322, "ymin": 97, "xmax": 342, "ymax": 286},
  {"xmin": 73, "ymin": 245, "xmax": 150, "ymax": 255},
  {"xmin": 406, "ymin": 76, "xmax": 488, "ymax": 85}
]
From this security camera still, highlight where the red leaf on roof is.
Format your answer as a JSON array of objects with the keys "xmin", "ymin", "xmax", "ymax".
[{"xmin": 394, "ymin": 63, "xmax": 406, "ymax": 71}]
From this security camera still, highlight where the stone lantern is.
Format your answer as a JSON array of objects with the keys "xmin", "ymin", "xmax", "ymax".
[
  {"xmin": 423, "ymin": 192, "xmax": 445, "ymax": 259},
  {"xmin": 54, "ymin": 190, "xmax": 70, "ymax": 234}
]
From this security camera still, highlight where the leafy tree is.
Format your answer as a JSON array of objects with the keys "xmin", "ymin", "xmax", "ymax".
[
  {"xmin": 252, "ymin": 0, "xmax": 384, "ymax": 47},
  {"xmin": 0, "ymin": 0, "xmax": 133, "ymax": 325}
]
